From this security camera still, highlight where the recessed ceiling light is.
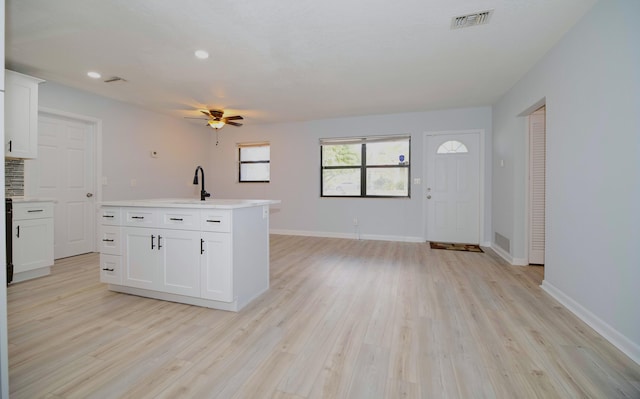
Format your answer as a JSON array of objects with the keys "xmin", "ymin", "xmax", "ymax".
[
  {"xmin": 194, "ymin": 50, "xmax": 209, "ymax": 59},
  {"xmin": 87, "ymin": 71, "xmax": 101, "ymax": 79}
]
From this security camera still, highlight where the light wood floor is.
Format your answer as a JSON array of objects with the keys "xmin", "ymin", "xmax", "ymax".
[{"xmin": 8, "ymin": 235, "xmax": 640, "ymax": 398}]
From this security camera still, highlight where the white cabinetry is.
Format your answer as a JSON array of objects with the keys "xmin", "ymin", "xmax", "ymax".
[
  {"xmin": 12, "ymin": 201, "xmax": 54, "ymax": 282},
  {"xmin": 122, "ymin": 226, "xmax": 201, "ymax": 297},
  {"xmin": 98, "ymin": 203, "xmax": 270, "ymax": 311},
  {"xmin": 5, "ymin": 70, "xmax": 44, "ymax": 159},
  {"xmin": 99, "ymin": 208, "xmax": 123, "ymax": 284},
  {"xmin": 200, "ymin": 232, "xmax": 232, "ymax": 302}
]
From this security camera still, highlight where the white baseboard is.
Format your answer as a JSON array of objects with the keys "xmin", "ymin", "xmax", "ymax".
[
  {"xmin": 490, "ymin": 243, "xmax": 528, "ymax": 266},
  {"xmin": 541, "ymin": 280, "xmax": 640, "ymax": 366},
  {"xmin": 269, "ymin": 229, "xmax": 424, "ymax": 243}
]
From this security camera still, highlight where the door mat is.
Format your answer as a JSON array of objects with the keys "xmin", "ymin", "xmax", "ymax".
[{"xmin": 429, "ymin": 242, "xmax": 484, "ymax": 253}]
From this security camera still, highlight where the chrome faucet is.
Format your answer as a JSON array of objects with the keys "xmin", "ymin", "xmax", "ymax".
[{"xmin": 193, "ymin": 166, "xmax": 211, "ymax": 201}]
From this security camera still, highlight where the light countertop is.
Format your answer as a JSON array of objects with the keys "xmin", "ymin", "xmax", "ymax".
[
  {"xmin": 100, "ymin": 198, "xmax": 280, "ymax": 209},
  {"xmin": 10, "ymin": 197, "xmax": 57, "ymax": 203}
]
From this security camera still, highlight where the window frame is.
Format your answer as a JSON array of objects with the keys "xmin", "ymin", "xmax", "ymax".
[
  {"xmin": 320, "ymin": 135, "xmax": 411, "ymax": 198},
  {"xmin": 238, "ymin": 142, "xmax": 270, "ymax": 183}
]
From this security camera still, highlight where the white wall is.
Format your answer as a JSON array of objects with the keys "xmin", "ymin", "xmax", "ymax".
[
  {"xmin": 492, "ymin": 0, "xmax": 640, "ymax": 362},
  {"xmin": 37, "ymin": 82, "xmax": 212, "ymax": 201},
  {"xmin": 208, "ymin": 107, "xmax": 492, "ymax": 242}
]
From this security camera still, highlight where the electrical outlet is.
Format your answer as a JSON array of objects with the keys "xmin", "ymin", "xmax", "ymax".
[{"xmin": 353, "ymin": 217, "xmax": 358, "ymax": 226}]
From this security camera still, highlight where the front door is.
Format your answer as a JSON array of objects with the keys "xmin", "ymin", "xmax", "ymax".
[
  {"xmin": 425, "ymin": 132, "xmax": 480, "ymax": 244},
  {"xmin": 25, "ymin": 112, "xmax": 96, "ymax": 259}
]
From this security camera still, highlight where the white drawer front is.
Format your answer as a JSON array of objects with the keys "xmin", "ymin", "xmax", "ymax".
[
  {"xmin": 100, "ymin": 207, "xmax": 122, "ymax": 225},
  {"xmin": 99, "ymin": 225, "xmax": 122, "ymax": 255},
  {"xmin": 200, "ymin": 210, "xmax": 231, "ymax": 232},
  {"xmin": 13, "ymin": 202, "xmax": 54, "ymax": 220},
  {"xmin": 100, "ymin": 254, "xmax": 122, "ymax": 285},
  {"xmin": 123, "ymin": 208, "xmax": 159, "ymax": 228},
  {"xmin": 161, "ymin": 209, "xmax": 201, "ymax": 230}
]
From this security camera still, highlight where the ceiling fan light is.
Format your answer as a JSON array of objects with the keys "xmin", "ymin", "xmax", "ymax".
[
  {"xmin": 195, "ymin": 50, "xmax": 209, "ymax": 59},
  {"xmin": 208, "ymin": 120, "xmax": 225, "ymax": 129}
]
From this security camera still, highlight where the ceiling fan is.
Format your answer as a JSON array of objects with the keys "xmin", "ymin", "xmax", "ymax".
[{"xmin": 185, "ymin": 109, "xmax": 244, "ymax": 130}]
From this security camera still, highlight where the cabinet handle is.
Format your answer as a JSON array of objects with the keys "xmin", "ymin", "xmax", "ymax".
[
  {"xmin": 102, "ymin": 268, "xmax": 115, "ymax": 272},
  {"xmin": 28, "ymin": 209, "xmax": 44, "ymax": 213},
  {"xmin": 131, "ymin": 216, "xmax": 145, "ymax": 220},
  {"xmin": 16, "ymin": 225, "xmax": 20, "ymax": 238},
  {"xmin": 200, "ymin": 238, "xmax": 204, "ymax": 254},
  {"xmin": 158, "ymin": 235, "xmax": 162, "ymax": 250},
  {"xmin": 206, "ymin": 219, "xmax": 221, "ymax": 223},
  {"xmin": 8, "ymin": 140, "xmax": 11, "ymax": 153},
  {"xmin": 102, "ymin": 239, "xmax": 114, "ymax": 242},
  {"xmin": 151, "ymin": 235, "xmax": 155, "ymax": 249},
  {"xmin": 169, "ymin": 218, "xmax": 184, "ymax": 221},
  {"xmin": 102, "ymin": 215, "xmax": 114, "ymax": 219}
]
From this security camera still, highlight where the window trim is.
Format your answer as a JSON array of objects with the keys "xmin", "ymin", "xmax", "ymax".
[
  {"xmin": 238, "ymin": 142, "xmax": 270, "ymax": 183},
  {"xmin": 320, "ymin": 135, "xmax": 411, "ymax": 198}
]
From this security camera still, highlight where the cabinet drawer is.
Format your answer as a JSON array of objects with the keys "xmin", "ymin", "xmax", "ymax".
[
  {"xmin": 13, "ymin": 202, "xmax": 54, "ymax": 220},
  {"xmin": 123, "ymin": 208, "xmax": 159, "ymax": 228},
  {"xmin": 200, "ymin": 210, "xmax": 231, "ymax": 232},
  {"xmin": 100, "ymin": 254, "xmax": 122, "ymax": 285},
  {"xmin": 100, "ymin": 207, "xmax": 122, "ymax": 225},
  {"xmin": 99, "ymin": 225, "xmax": 122, "ymax": 255},
  {"xmin": 160, "ymin": 209, "xmax": 201, "ymax": 230}
]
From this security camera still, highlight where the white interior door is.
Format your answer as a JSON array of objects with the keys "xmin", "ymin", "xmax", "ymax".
[
  {"xmin": 25, "ymin": 112, "xmax": 95, "ymax": 259},
  {"xmin": 425, "ymin": 132, "xmax": 480, "ymax": 244}
]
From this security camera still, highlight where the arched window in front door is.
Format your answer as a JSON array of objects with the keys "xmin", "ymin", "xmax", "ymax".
[{"xmin": 437, "ymin": 140, "xmax": 468, "ymax": 154}]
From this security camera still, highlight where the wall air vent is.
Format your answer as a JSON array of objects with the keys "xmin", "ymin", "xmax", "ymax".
[{"xmin": 451, "ymin": 10, "xmax": 493, "ymax": 29}]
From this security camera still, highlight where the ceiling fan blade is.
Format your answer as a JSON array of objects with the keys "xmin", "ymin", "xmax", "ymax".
[
  {"xmin": 184, "ymin": 117, "xmax": 208, "ymax": 120},
  {"xmin": 200, "ymin": 110, "xmax": 211, "ymax": 117},
  {"xmin": 224, "ymin": 115, "xmax": 244, "ymax": 121},
  {"xmin": 226, "ymin": 121, "xmax": 243, "ymax": 127}
]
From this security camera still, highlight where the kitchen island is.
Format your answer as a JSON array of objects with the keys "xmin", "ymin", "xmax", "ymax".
[{"xmin": 98, "ymin": 198, "xmax": 279, "ymax": 311}]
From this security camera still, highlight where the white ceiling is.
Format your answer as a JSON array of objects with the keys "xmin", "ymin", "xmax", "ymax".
[{"xmin": 6, "ymin": 0, "xmax": 596, "ymax": 124}]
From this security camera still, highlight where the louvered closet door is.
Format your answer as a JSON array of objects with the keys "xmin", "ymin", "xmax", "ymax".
[{"xmin": 529, "ymin": 106, "xmax": 546, "ymax": 265}]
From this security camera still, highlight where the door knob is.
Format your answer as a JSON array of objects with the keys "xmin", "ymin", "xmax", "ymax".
[
  {"xmin": 427, "ymin": 195, "xmax": 432, "ymax": 199},
  {"xmin": 86, "ymin": 193, "xmax": 94, "ymax": 198}
]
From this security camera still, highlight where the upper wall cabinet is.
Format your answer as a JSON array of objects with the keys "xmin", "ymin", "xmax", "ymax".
[{"xmin": 5, "ymin": 70, "xmax": 45, "ymax": 159}]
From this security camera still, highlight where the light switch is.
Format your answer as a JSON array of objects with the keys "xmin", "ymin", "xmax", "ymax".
[{"xmin": 413, "ymin": 178, "xmax": 421, "ymax": 185}]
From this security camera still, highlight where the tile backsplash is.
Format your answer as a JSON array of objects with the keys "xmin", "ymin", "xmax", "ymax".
[{"xmin": 5, "ymin": 159, "xmax": 25, "ymax": 197}]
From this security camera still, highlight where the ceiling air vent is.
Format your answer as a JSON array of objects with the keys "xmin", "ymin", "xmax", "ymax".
[
  {"xmin": 451, "ymin": 10, "xmax": 493, "ymax": 29},
  {"xmin": 104, "ymin": 76, "xmax": 127, "ymax": 83}
]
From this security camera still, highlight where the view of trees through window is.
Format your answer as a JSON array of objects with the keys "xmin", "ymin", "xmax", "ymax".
[{"xmin": 321, "ymin": 137, "xmax": 410, "ymax": 197}]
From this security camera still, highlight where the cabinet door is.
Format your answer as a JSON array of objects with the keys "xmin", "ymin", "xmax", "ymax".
[
  {"xmin": 5, "ymin": 71, "xmax": 42, "ymax": 158},
  {"xmin": 200, "ymin": 232, "xmax": 233, "ymax": 302},
  {"xmin": 123, "ymin": 227, "xmax": 159, "ymax": 290},
  {"xmin": 158, "ymin": 229, "xmax": 201, "ymax": 297},
  {"xmin": 13, "ymin": 218, "xmax": 54, "ymax": 273}
]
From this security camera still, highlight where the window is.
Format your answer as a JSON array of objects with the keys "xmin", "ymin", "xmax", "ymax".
[
  {"xmin": 321, "ymin": 136, "xmax": 410, "ymax": 197},
  {"xmin": 238, "ymin": 143, "xmax": 270, "ymax": 182},
  {"xmin": 437, "ymin": 140, "xmax": 468, "ymax": 154}
]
